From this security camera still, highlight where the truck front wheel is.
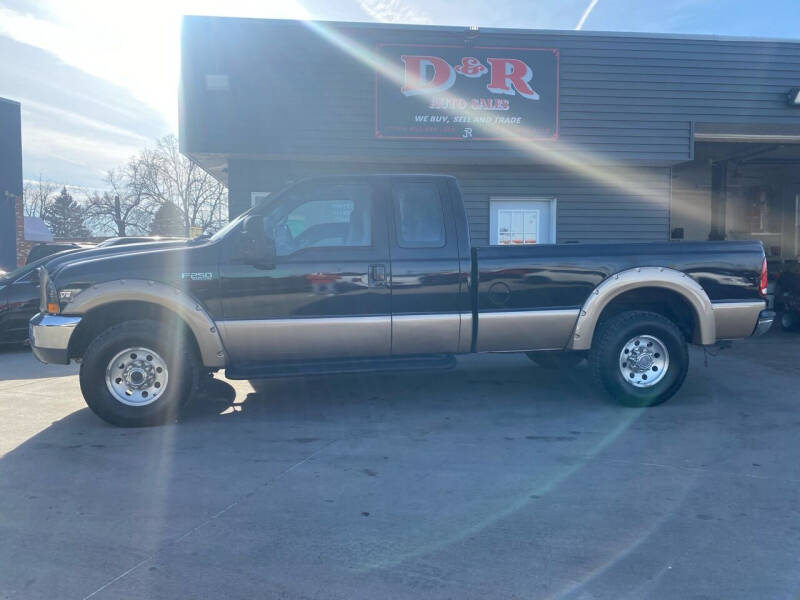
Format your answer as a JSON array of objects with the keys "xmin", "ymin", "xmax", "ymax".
[
  {"xmin": 589, "ymin": 311, "xmax": 688, "ymax": 407},
  {"xmin": 79, "ymin": 319, "xmax": 199, "ymax": 427}
]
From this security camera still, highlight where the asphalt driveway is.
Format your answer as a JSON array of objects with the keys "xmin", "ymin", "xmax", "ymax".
[{"xmin": 1, "ymin": 328, "xmax": 799, "ymax": 600}]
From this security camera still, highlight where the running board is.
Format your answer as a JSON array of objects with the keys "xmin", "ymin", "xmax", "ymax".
[{"xmin": 225, "ymin": 354, "xmax": 456, "ymax": 380}]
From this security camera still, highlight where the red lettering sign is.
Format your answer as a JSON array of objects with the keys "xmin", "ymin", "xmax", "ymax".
[
  {"xmin": 454, "ymin": 57, "xmax": 487, "ymax": 78},
  {"xmin": 376, "ymin": 44, "xmax": 558, "ymax": 140},
  {"xmin": 400, "ymin": 55, "xmax": 456, "ymax": 97},
  {"xmin": 485, "ymin": 58, "xmax": 540, "ymax": 100}
]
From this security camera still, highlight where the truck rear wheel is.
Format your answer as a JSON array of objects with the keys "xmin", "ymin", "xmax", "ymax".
[
  {"xmin": 589, "ymin": 311, "xmax": 688, "ymax": 407},
  {"xmin": 79, "ymin": 319, "xmax": 199, "ymax": 427}
]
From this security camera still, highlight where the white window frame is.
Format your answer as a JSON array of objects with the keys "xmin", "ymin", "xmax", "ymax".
[{"xmin": 489, "ymin": 197, "xmax": 557, "ymax": 245}]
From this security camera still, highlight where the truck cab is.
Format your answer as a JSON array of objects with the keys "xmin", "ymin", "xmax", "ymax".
[{"xmin": 218, "ymin": 175, "xmax": 471, "ymax": 362}]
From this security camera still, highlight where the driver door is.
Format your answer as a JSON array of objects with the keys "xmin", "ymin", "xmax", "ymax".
[{"xmin": 218, "ymin": 178, "xmax": 391, "ymax": 362}]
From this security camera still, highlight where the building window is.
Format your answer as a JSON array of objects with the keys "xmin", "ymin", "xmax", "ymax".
[{"xmin": 490, "ymin": 198, "xmax": 556, "ymax": 245}]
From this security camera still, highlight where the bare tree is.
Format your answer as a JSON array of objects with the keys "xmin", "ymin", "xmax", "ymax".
[
  {"xmin": 23, "ymin": 136, "xmax": 227, "ymax": 238},
  {"xmin": 84, "ymin": 165, "xmax": 152, "ymax": 236},
  {"xmin": 23, "ymin": 173, "xmax": 56, "ymax": 218},
  {"xmin": 138, "ymin": 135, "xmax": 227, "ymax": 236}
]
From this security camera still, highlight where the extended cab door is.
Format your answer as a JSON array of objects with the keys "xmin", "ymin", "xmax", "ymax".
[
  {"xmin": 387, "ymin": 178, "xmax": 467, "ymax": 355},
  {"xmin": 218, "ymin": 178, "xmax": 391, "ymax": 361}
]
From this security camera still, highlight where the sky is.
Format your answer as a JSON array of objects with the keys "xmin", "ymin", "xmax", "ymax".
[{"xmin": 1, "ymin": 0, "xmax": 798, "ymax": 189}]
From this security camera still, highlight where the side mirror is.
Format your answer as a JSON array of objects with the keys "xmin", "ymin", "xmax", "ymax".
[{"xmin": 241, "ymin": 215, "xmax": 276, "ymax": 265}]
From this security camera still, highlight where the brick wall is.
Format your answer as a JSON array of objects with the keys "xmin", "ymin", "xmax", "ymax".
[{"xmin": 15, "ymin": 194, "xmax": 33, "ymax": 266}]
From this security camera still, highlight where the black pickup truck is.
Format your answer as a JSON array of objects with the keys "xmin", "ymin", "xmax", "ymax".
[{"xmin": 30, "ymin": 175, "xmax": 773, "ymax": 426}]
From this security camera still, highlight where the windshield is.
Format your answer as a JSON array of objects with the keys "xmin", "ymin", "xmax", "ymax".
[
  {"xmin": 209, "ymin": 182, "xmax": 300, "ymax": 242},
  {"xmin": 208, "ymin": 210, "xmax": 250, "ymax": 242}
]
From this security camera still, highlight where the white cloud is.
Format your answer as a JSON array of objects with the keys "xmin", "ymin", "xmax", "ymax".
[
  {"xmin": 357, "ymin": 0, "xmax": 430, "ymax": 24},
  {"xmin": 19, "ymin": 98, "xmax": 152, "ymax": 146},
  {"xmin": 0, "ymin": 0, "xmax": 313, "ymax": 129},
  {"xmin": 22, "ymin": 122, "xmax": 142, "ymax": 183}
]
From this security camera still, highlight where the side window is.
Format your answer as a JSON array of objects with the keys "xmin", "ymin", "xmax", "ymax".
[
  {"xmin": 265, "ymin": 183, "xmax": 373, "ymax": 256},
  {"xmin": 392, "ymin": 182, "xmax": 446, "ymax": 249}
]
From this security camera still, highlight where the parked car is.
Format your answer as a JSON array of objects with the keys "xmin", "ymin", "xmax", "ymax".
[
  {"xmin": 29, "ymin": 174, "xmax": 773, "ymax": 426},
  {"xmin": 25, "ymin": 242, "xmax": 96, "ymax": 264},
  {"xmin": 1, "ymin": 240, "xmax": 188, "ymax": 345},
  {"xmin": 96, "ymin": 236, "xmax": 185, "ymax": 247},
  {"xmin": 0, "ymin": 253, "xmax": 76, "ymax": 345}
]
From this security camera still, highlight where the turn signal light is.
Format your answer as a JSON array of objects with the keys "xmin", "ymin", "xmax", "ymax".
[{"xmin": 47, "ymin": 302, "xmax": 60, "ymax": 314}]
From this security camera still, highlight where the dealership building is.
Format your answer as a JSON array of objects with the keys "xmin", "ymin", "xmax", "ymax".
[{"xmin": 180, "ymin": 16, "xmax": 800, "ymax": 257}]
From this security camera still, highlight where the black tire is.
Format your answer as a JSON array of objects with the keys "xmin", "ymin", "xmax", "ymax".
[
  {"xmin": 527, "ymin": 350, "xmax": 585, "ymax": 369},
  {"xmin": 79, "ymin": 319, "xmax": 199, "ymax": 427},
  {"xmin": 780, "ymin": 311, "xmax": 800, "ymax": 332},
  {"xmin": 589, "ymin": 311, "xmax": 688, "ymax": 408}
]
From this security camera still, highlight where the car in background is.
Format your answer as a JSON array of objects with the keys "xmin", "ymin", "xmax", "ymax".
[
  {"xmin": 0, "ymin": 251, "xmax": 79, "ymax": 345},
  {"xmin": 96, "ymin": 236, "xmax": 185, "ymax": 247},
  {"xmin": 1, "ymin": 239, "xmax": 189, "ymax": 346},
  {"xmin": 25, "ymin": 242, "xmax": 96, "ymax": 264}
]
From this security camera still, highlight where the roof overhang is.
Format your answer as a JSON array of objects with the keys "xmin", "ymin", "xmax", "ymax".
[{"xmin": 694, "ymin": 122, "xmax": 800, "ymax": 144}]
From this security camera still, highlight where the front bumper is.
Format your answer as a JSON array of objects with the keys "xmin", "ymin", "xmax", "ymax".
[
  {"xmin": 29, "ymin": 313, "xmax": 81, "ymax": 364},
  {"xmin": 753, "ymin": 310, "xmax": 775, "ymax": 337}
]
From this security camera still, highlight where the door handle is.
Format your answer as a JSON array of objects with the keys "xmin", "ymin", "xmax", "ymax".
[{"xmin": 369, "ymin": 264, "xmax": 386, "ymax": 287}]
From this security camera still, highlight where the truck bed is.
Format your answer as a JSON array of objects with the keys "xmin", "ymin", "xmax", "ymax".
[{"xmin": 473, "ymin": 240, "xmax": 765, "ymax": 313}]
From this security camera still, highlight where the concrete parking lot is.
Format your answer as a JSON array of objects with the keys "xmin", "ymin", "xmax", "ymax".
[{"xmin": 1, "ymin": 329, "xmax": 799, "ymax": 600}]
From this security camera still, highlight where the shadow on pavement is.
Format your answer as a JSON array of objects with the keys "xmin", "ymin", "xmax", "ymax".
[
  {"xmin": 0, "ymin": 358, "xmax": 620, "ymax": 598},
  {"xmin": 182, "ymin": 357, "xmax": 606, "ymax": 424},
  {"xmin": 0, "ymin": 348, "xmax": 78, "ymax": 381}
]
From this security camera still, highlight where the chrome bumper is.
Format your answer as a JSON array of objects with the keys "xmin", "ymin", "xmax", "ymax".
[
  {"xmin": 753, "ymin": 310, "xmax": 775, "ymax": 337},
  {"xmin": 29, "ymin": 313, "xmax": 81, "ymax": 364}
]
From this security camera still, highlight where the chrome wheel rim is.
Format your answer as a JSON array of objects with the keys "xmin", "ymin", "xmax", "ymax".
[
  {"xmin": 105, "ymin": 346, "xmax": 168, "ymax": 406},
  {"xmin": 619, "ymin": 334, "xmax": 669, "ymax": 388}
]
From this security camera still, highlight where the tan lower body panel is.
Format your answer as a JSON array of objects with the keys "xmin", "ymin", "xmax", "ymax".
[
  {"xmin": 392, "ymin": 313, "xmax": 462, "ymax": 355},
  {"xmin": 712, "ymin": 301, "xmax": 765, "ymax": 340},
  {"xmin": 219, "ymin": 316, "xmax": 391, "ymax": 362},
  {"xmin": 476, "ymin": 309, "xmax": 580, "ymax": 352}
]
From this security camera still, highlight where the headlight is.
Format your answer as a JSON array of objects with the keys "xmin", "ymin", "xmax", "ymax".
[{"xmin": 38, "ymin": 267, "xmax": 59, "ymax": 314}]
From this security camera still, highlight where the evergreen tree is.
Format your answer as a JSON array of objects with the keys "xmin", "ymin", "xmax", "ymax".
[
  {"xmin": 42, "ymin": 187, "xmax": 91, "ymax": 239},
  {"xmin": 150, "ymin": 202, "xmax": 184, "ymax": 236}
]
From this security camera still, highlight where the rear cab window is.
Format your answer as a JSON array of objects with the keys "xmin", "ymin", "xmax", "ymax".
[{"xmin": 391, "ymin": 182, "xmax": 446, "ymax": 249}]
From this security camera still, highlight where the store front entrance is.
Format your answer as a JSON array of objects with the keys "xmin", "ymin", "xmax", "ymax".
[{"xmin": 672, "ymin": 142, "xmax": 800, "ymax": 262}]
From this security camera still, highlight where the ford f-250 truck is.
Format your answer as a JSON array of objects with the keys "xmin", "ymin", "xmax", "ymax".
[{"xmin": 30, "ymin": 175, "xmax": 774, "ymax": 426}]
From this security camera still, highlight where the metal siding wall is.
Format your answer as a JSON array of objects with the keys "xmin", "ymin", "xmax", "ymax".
[
  {"xmin": 181, "ymin": 17, "xmax": 800, "ymax": 166},
  {"xmin": 456, "ymin": 167, "xmax": 671, "ymax": 245},
  {"xmin": 229, "ymin": 160, "xmax": 670, "ymax": 245},
  {"xmin": 0, "ymin": 99, "xmax": 22, "ymax": 271}
]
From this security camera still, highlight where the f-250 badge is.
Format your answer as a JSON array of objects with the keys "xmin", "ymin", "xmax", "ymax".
[{"xmin": 181, "ymin": 272, "xmax": 214, "ymax": 281}]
